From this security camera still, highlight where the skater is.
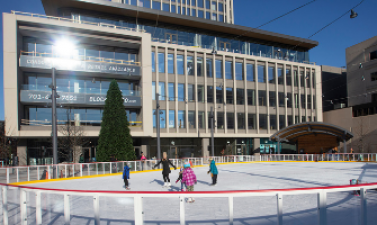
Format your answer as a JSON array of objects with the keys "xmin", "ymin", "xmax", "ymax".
[
  {"xmin": 123, "ymin": 163, "xmax": 131, "ymax": 190},
  {"xmin": 207, "ymin": 158, "xmax": 218, "ymax": 186},
  {"xmin": 181, "ymin": 162, "xmax": 197, "ymax": 203},
  {"xmin": 175, "ymin": 167, "xmax": 187, "ymax": 191},
  {"xmin": 153, "ymin": 152, "xmax": 176, "ymax": 187},
  {"xmin": 140, "ymin": 152, "xmax": 147, "ymax": 171}
]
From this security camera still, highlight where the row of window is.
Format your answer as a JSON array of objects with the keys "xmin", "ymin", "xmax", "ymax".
[
  {"xmin": 152, "ymin": 52, "xmax": 315, "ymax": 87},
  {"xmin": 153, "ymin": 110, "xmax": 316, "ymax": 129},
  {"xmin": 118, "ymin": 0, "xmax": 226, "ymax": 22},
  {"xmin": 24, "ymin": 73, "xmax": 139, "ymax": 96},
  {"xmin": 75, "ymin": 14, "xmax": 309, "ymax": 63},
  {"xmin": 152, "ymin": 82, "xmax": 316, "ymax": 109}
]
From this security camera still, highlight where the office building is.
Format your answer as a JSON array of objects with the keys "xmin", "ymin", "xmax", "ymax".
[{"xmin": 3, "ymin": 0, "xmax": 322, "ymax": 165}]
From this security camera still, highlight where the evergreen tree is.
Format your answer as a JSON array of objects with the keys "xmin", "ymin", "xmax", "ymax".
[{"xmin": 97, "ymin": 80, "xmax": 135, "ymax": 162}]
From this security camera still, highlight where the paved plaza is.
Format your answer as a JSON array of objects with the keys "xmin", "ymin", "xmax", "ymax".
[{"xmin": 4, "ymin": 162, "xmax": 377, "ymax": 225}]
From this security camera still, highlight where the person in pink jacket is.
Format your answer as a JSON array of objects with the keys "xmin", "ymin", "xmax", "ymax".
[
  {"xmin": 140, "ymin": 152, "xmax": 146, "ymax": 171},
  {"xmin": 181, "ymin": 162, "xmax": 197, "ymax": 203}
]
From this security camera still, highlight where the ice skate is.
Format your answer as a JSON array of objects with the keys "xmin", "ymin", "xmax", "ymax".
[
  {"xmin": 125, "ymin": 187, "xmax": 131, "ymax": 190},
  {"xmin": 167, "ymin": 182, "xmax": 171, "ymax": 187},
  {"xmin": 162, "ymin": 182, "xmax": 167, "ymax": 188}
]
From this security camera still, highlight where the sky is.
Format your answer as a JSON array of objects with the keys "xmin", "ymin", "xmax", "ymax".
[{"xmin": 0, "ymin": 0, "xmax": 376, "ymax": 120}]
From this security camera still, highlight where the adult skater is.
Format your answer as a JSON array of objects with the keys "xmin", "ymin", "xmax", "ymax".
[
  {"xmin": 153, "ymin": 152, "xmax": 177, "ymax": 187},
  {"xmin": 122, "ymin": 163, "xmax": 131, "ymax": 190},
  {"xmin": 207, "ymin": 158, "xmax": 218, "ymax": 186},
  {"xmin": 181, "ymin": 162, "xmax": 197, "ymax": 203}
]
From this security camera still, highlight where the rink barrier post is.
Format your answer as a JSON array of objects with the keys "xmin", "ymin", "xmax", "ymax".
[
  {"xmin": 360, "ymin": 188, "xmax": 367, "ymax": 225},
  {"xmin": 228, "ymin": 196, "xmax": 234, "ymax": 225},
  {"xmin": 36, "ymin": 191, "xmax": 42, "ymax": 225},
  {"xmin": 180, "ymin": 195, "xmax": 185, "ymax": 225},
  {"xmin": 2, "ymin": 186, "xmax": 8, "ymax": 225},
  {"xmin": 277, "ymin": 193, "xmax": 283, "ymax": 225},
  {"xmin": 317, "ymin": 190, "xmax": 327, "ymax": 225},
  {"xmin": 17, "ymin": 168, "xmax": 19, "ymax": 183},
  {"xmin": 20, "ymin": 189, "xmax": 27, "ymax": 225},
  {"xmin": 93, "ymin": 195, "xmax": 100, "ymax": 225},
  {"xmin": 80, "ymin": 165, "xmax": 82, "ymax": 177},
  {"xmin": 27, "ymin": 168, "xmax": 30, "ymax": 181},
  {"xmin": 88, "ymin": 163, "xmax": 90, "ymax": 176},
  {"xmin": 134, "ymin": 196, "xmax": 143, "ymax": 225},
  {"xmin": 64, "ymin": 194, "xmax": 70, "ymax": 225}
]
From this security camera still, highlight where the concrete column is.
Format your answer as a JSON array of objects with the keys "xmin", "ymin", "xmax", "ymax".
[
  {"xmin": 202, "ymin": 138, "xmax": 210, "ymax": 158},
  {"xmin": 17, "ymin": 140, "xmax": 28, "ymax": 166},
  {"xmin": 253, "ymin": 138, "xmax": 260, "ymax": 161}
]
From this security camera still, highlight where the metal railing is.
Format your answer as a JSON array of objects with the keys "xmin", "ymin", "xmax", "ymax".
[
  {"xmin": 1, "ymin": 180, "xmax": 376, "ymax": 225},
  {"xmin": 20, "ymin": 119, "xmax": 143, "ymax": 127},
  {"xmin": 1, "ymin": 154, "xmax": 376, "ymax": 184}
]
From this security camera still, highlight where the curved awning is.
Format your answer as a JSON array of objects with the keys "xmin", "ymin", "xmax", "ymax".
[{"xmin": 270, "ymin": 122, "xmax": 354, "ymax": 143}]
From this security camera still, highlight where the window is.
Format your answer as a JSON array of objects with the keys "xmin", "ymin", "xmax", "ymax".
[
  {"xmin": 192, "ymin": 0, "xmax": 196, "ymax": 6},
  {"xmin": 152, "ymin": 81, "xmax": 156, "ymax": 100},
  {"xmin": 153, "ymin": 109, "xmax": 166, "ymax": 128},
  {"xmin": 258, "ymin": 65, "xmax": 265, "ymax": 83},
  {"xmin": 207, "ymin": 85, "xmax": 214, "ymax": 103},
  {"xmin": 182, "ymin": 7, "xmax": 186, "ymax": 15},
  {"xmin": 279, "ymin": 115, "xmax": 285, "ymax": 129},
  {"xmin": 306, "ymin": 71, "xmax": 311, "ymax": 88},
  {"xmin": 313, "ymin": 96, "xmax": 316, "ymax": 109},
  {"xmin": 277, "ymin": 68, "xmax": 283, "ymax": 85},
  {"xmin": 300, "ymin": 71, "xmax": 305, "ymax": 87},
  {"xmin": 294, "ymin": 70, "xmax": 298, "ymax": 87},
  {"xmin": 219, "ymin": 14, "xmax": 224, "ymax": 22},
  {"xmin": 198, "ymin": 10, "xmax": 204, "ymax": 18},
  {"xmin": 270, "ymin": 115, "xmax": 277, "ymax": 130},
  {"xmin": 237, "ymin": 89, "xmax": 245, "ymax": 105},
  {"xmin": 269, "ymin": 91, "xmax": 276, "ymax": 107},
  {"xmin": 287, "ymin": 115, "xmax": 293, "ymax": 126},
  {"xmin": 178, "ymin": 83, "xmax": 185, "ymax": 101},
  {"xmin": 238, "ymin": 113, "xmax": 245, "ymax": 129},
  {"xmin": 294, "ymin": 94, "xmax": 299, "ymax": 108},
  {"xmin": 187, "ymin": 56, "xmax": 194, "ymax": 75},
  {"xmin": 268, "ymin": 66, "xmax": 275, "ymax": 83},
  {"xmin": 198, "ymin": 111, "xmax": 205, "ymax": 129},
  {"xmin": 169, "ymin": 110, "xmax": 175, "ymax": 128},
  {"xmin": 259, "ymin": 114, "xmax": 267, "ymax": 130},
  {"xmin": 159, "ymin": 82, "xmax": 165, "ymax": 100},
  {"xmin": 218, "ymin": 2, "xmax": 223, "ymax": 11},
  {"xmin": 258, "ymin": 90, "xmax": 266, "ymax": 106},
  {"xmin": 188, "ymin": 84, "xmax": 195, "ymax": 101},
  {"xmin": 371, "ymin": 72, "xmax": 377, "ymax": 81},
  {"xmin": 295, "ymin": 116, "xmax": 299, "ymax": 124},
  {"xmin": 197, "ymin": 85, "xmax": 204, "ymax": 102},
  {"xmin": 198, "ymin": 0, "xmax": 204, "ymax": 7},
  {"xmin": 168, "ymin": 54, "xmax": 174, "ymax": 74},
  {"xmin": 206, "ymin": 0, "xmax": 210, "ymax": 9},
  {"xmin": 246, "ymin": 64, "xmax": 254, "ymax": 82},
  {"xmin": 211, "ymin": 13, "xmax": 217, "ymax": 20},
  {"xmin": 188, "ymin": 111, "xmax": 196, "ymax": 128},
  {"xmin": 216, "ymin": 86, "xmax": 223, "ymax": 103},
  {"xmin": 227, "ymin": 112, "xmax": 234, "ymax": 129},
  {"xmin": 152, "ymin": 0, "xmax": 161, "ymax": 9},
  {"xmin": 372, "ymin": 94, "xmax": 377, "ymax": 102},
  {"xmin": 235, "ymin": 62, "xmax": 243, "ymax": 80},
  {"xmin": 152, "ymin": 52, "xmax": 155, "ymax": 72},
  {"xmin": 302, "ymin": 116, "xmax": 306, "ymax": 123},
  {"xmin": 225, "ymin": 61, "xmax": 233, "ymax": 79},
  {"xmin": 215, "ymin": 60, "xmax": 222, "ymax": 78},
  {"xmin": 226, "ymin": 88, "xmax": 233, "ymax": 104},
  {"xmin": 171, "ymin": 5, "xmax": 176, "ymax": 13},
  {"xmin": 178, "ymin": 110, "xmax": 185, "ymax": 128},
  {"xmin": 287, "ymin": 94, "xmax": 292, "ymax": 108},
  {"xmin": 191, "ymin": 9, "xmax": 196, "ymax": 16},
  {"xmin": 248, "ymin": 114, "xmax": 256, "ymax": 129},
  {"xmin": 162, "ymin": 3, "xmax": 169, "ymax": 11},
  {"xmin": 207, "ymin": 58, "xmax": 213, "ymax": 77},
  {"xmin": 278, "ymin": 92, "xmax": 285, "ymax": 107},
  {"xmin": 158, "ymin": 53, "xmax": 165, "ymax": 73},
  {"xmin": 301, "ymin": 94, "xmax": 305, "ymax": 109},
  {"xmin": 307, "ymin": 95, "xmax": 312, "ymax": 109},
  {"xmin": 312, "ymin": 72, "xmax": 315, "ymax": 88},
  {"xmin": 197, "ymin": 57, "xmax": 203, "ymax": 76},
  {"xmin": 370, "ymin": 50, "xmax": 377, "ymax": 60},
  {"xmin": 206, "ymin": 11, "xmax": 210, "ymax": 19},
  {"xmin": 286, "ymin": 69, "xmax": 291, "ymax": 86},
  {"xmin": 211, "ymin": 1, "xmax": 216, "ymax": 10},
  {"xmin": 168, "ymin": 83, "xmax": 175, "ymax": 101},
  {"xmin": 217, "ymin": 112, "xmax": 224, "ymax": 129},
  {"xmin": 177, "ymin": 55, "xmax": 184, "ymax": 75},
  {"xmin": 248, "ymin": 89, "xmax": 255, "ymax": 105},
  {"xmin": 139, "ymin": 0, "xmax": 151, "ymax": 8}
]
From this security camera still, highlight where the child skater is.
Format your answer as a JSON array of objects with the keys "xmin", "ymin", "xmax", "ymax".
[
  {"xmin": 122, "ymin": 163, "xmax": 131, "ymax": 190},
  {"xmin": 175, "ymin": 167, "xmax": 187, "ymax": 191},
  {"xmin": 207, "ymin": 158, "xmax": 218, "ymax": 186},
  {"xmin": 181, "ymin": 162, "xmax": 197, "ymax": 203},
  {"xmin": 153, "ymin": 152, "xmax": 177, "ymax": 187}
]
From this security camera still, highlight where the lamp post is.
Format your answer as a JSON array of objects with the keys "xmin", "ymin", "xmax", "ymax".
[
  {"xmin": 155, "ymin": 93, "xmax": 161, "ymax": 160},
  {"xmin": 210, "ymin": 107, "xmax": 214, "ymax": 157},
  {"xmin": 50, "ymin": 68, "xmax": 59, "ymax": 178}
]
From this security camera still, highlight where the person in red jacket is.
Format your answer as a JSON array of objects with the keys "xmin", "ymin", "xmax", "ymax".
[{"xmin": 181, "ymin": 162, "xmax": 197, "ymax": 203}]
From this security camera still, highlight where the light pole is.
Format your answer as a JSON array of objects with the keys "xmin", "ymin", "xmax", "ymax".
[
  {"xmin": 155, "ymin": 93, "xmax": 161, "ymax": 160},
  {"xmin": 50, "ymin": 68, "xmax": 59, "ymax": 178},
  {"xmin": 210, "ymin": 107, "xmax": 214, "ymax": 157}
]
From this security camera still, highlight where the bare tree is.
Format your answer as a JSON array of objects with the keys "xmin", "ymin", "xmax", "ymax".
[
  {"xmin": 58, "ymin": 110, "xmax": 88, "ymax": 163},
  {"xmin": 0, "ymin": 118, "xmax": 17, "ymax": 164},
  {"xmin": 354, "ymin": 117, "xmax": 371, "ymax": 153}
]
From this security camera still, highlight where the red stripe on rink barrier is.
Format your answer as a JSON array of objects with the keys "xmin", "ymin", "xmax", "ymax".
[{"xmin": 3, "ymin": 182, "xmax": 377, "ymax": 195}]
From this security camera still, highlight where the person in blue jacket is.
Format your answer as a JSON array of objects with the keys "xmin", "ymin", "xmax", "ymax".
[
  {"xmin": 207, "ymin": 158, "xmax": 218, "ymax": 186},
  {"xmin": 123, "ymin": 163, "xmax": 131, "ymax": 190}
]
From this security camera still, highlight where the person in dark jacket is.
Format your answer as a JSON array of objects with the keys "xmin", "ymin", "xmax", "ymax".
[
  {"xmin": 123, "ymin": 163, "xmax": 131, "ymax": 190},
  {"xmin": 207, "ymin": 158, "xmax": 218, "ymax": 186},
  {"xmin": 153, "ymin": 152, "xmax": 176, "ymax": 187}
]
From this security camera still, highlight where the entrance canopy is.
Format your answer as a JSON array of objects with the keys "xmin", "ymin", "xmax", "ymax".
[{"xmin": 270, "ymin": 122, "xmax": 354, "ymax": 154}]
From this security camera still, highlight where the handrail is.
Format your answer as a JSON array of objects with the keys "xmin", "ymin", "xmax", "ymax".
[{"xmin": 20, "ymin": 119, "xmax": 143, "ymax": 127}]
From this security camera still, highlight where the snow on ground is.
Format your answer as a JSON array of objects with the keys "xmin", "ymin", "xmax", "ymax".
[{"xmin": 5, "ymin": 162, "xmax": 377, "ymax": 225}]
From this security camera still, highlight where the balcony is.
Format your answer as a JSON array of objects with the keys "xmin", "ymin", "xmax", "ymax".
[{"xmin": 19, "ymin": 52, "xmax": 141, "ymax": 78}]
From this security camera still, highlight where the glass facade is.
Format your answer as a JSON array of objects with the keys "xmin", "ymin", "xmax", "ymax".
[{"xmin": 246, "ymin": 64, "xmax": 254, "ymax": 82}]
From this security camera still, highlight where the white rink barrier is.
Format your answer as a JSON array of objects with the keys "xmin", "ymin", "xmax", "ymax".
[
  {"xmin": 1, "ymin": 153, "xmax": 376, "ymax": 184},
  {"xmin": 1, "ymin": 182, "xmax": 377, "ymax": 225}
]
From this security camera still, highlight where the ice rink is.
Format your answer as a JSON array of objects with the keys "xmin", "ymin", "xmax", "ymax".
[{"xmin": 6, "ymin": 162, "xmax": 377, "ymax": 225}]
